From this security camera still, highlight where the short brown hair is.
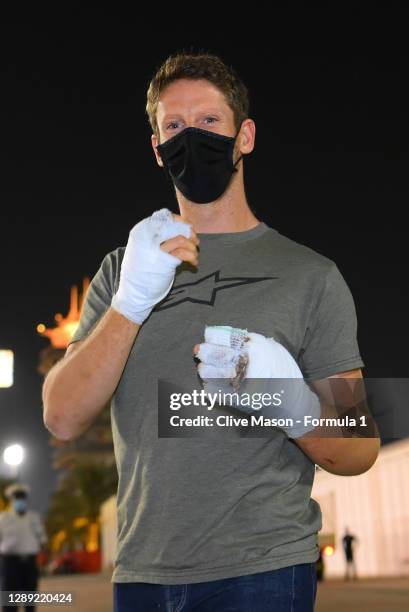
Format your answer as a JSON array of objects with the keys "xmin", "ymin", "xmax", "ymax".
[{"xmin": 146, "ymin": 51, "xmax": 249, "ymax": 140}]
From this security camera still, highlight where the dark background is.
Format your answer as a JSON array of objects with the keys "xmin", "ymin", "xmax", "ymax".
[{"xmin": 0, "ymin": 11, "xmax": 408, "ymax": 515}]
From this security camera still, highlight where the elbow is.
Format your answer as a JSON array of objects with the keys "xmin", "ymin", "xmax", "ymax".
[
  {"xmin": 43, "ymin": 393, "xmax": 90, "ymax": 443},
  {"xmin": 352, "ymin": 437, "xmax": 381, "ymax": 476},
  {"xmin": 44, "ymin": 421, "xmax": 75, "ymax": 443},
  {"xmin": 357, "ymin": 436, "xmax": 381, "ymax": 474},
  {"xmin": 43, "ymin": 407, "xmax": 76, "ymax": 442},
  {"xmin": 42, "ymin": 385, "xmax": 77, "ymax": 442},
  {"xmin": 331, "ymin": 437, "xmax": 381, "ymax": 476}
]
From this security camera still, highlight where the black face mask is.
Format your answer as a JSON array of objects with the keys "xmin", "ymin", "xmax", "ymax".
[{"xmin": 156, "ymin": 125, "xmax": 243, "ymax": 204}]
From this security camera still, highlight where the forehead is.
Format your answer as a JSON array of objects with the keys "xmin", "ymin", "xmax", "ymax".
[{"xmin": 156, "ymin": 78, "xmax": 232, "ymax": 121}]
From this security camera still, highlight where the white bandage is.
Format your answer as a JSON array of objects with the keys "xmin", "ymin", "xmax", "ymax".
[
  {"xmin": 197, "ymin": 325, "xmax": 321, "ymax": 438},
  {"xmin": 112, "ymin": 208, "xmax": 191, "ymax": 324},
  {"xmin": 196, "ymin": 326, "xmax": 248, "ymax": 380}
]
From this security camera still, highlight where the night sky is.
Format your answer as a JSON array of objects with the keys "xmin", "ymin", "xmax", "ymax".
[{"xmin": 0, "ymin": 11, "xmax": 408, "ymax": 517}]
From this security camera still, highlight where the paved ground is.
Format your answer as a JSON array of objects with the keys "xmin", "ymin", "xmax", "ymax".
[
  {"xmin": 36, "ymin": 571, "xmax": 409, "ymax": 611},
  {"xmin": 37, "ymin": 571, "xmax": 113, "ymax": 611},
  {"xmin": 315, "ymin": 577, "xmax": 409, "ymax": 612}
]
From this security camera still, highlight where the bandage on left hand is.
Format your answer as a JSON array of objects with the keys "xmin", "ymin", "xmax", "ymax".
[{"xmin": 195, "ymin": 325, "xmax": 321, "ymax": 438}]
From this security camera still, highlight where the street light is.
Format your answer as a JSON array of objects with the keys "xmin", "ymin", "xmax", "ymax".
[
  {"xmin": 3, "ymin": 443, "xmax": 25, "ymax": 478},
  {"xmin": 0, "ymin": 350, "xmax": 14, "ymax": 388}
]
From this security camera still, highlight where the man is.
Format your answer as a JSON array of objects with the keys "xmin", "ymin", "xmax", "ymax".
[
  {"xmin": 42, "ymin": 52, "xmax": 380, "ymax": 611},
  {"xmin": 342, "ymin": 527, "xmax": 359, "ymax": 581},
  {"xmin": 0, "ymin": 483, "xmax": 48, "ymax": 612}
]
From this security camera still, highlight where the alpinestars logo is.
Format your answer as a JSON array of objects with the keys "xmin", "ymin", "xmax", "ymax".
[{"xmin": 154, "ymin": 271, "xmax": 278, "ymax": 311}]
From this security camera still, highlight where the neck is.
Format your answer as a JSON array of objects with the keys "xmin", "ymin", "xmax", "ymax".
[{"xmin": 177, "ymin": 168, "xmax": 260, "ymax": 233}]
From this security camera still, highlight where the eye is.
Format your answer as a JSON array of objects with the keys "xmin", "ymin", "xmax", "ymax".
[
  {"xmin": 167, "ymin": 122, "xmax": 180, "ymax": 130},
  {"xmin": 204, "ymin": 116, "xmax": 218, "ymax": 125}
]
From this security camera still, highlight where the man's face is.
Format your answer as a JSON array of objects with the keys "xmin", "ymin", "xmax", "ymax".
[{"xmin": 152, "ymin": 78, "xmax": 245, "ymax": 167}]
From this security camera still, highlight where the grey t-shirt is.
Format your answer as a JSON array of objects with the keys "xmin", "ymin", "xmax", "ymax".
[{"xmin": 69, "ymin": 220, "xmax": 364, "ymax": 584}]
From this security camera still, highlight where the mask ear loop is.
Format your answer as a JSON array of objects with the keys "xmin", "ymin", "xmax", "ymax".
[
  {"xmin": 231, "ymin": 124, "xmax": 244, "ymax": 172},
  {"xmin": 231, "ymin": 126, "xmax": 243, "ymax": 172},
  {"xmin": 232, "ymin": 154, "xmax": 243, "ymax": 172}
]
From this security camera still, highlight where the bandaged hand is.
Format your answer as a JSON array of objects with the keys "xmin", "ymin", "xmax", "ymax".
[
  {"xmin": 195, "ymin": 325, "xmax": 321, "ymax": 438},
  {"xmin": 111, "ymin": 208, "xmax": 195, "ymax": 324}
]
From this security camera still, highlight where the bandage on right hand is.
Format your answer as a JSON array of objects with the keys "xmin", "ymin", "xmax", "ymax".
[{"xmin": 111, "ymin": 208, "xmax": 192, "ymax": 324}]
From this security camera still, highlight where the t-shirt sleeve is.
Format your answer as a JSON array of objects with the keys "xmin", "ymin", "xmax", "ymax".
[
  {"xmin": 68, "ymin": 249, "xmax": 119, "ymax": 346},
  {"xmin": 298, "ymin": 262, "xmax": 365, "ymax": 380}
]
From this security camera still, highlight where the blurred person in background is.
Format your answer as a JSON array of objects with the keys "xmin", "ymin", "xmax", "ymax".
[
  {"xmin": 0, "ymin": 483, "xmax": 48, "ymax": 611},
  {"xmin": 342, "ymin": 527, "xmax": 359, "ymax": 581}
]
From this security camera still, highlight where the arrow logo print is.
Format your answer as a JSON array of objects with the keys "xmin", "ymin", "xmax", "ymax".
[{"xmin": 154, "ymin": 271, "xmax": 278, "ymax": 311}]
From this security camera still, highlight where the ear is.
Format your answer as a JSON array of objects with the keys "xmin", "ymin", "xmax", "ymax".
[
  {"xmin": 151, "ymin": 133, "xmax": 164, "ymax": 167},
  {"xmin": 238, "ymin": 118, "xmax": 256, "ymax": 155}
]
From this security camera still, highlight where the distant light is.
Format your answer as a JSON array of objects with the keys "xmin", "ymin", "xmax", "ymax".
[
  {"xmin": 86, "ymin": 521, "xmax": 99, "ymax": 553},
  {"xmin": 37, "ymin": 319, "xmax": 79, "ymax": 349},
  {"xmin": 64, "ymin": 321, "xmax": 79, "ymax": 338},
  {"xmin": 73, "ymin": 517, "xmax": 89, "ymax": 529},
  {"xmin": 3, "ymin": 444, "xmax": 24, "ymax": 467},
  {"xmin": 0, "ymin": 350, "xmax": 14, "ymax": 388},
  {"xmin": 323, "ymin": 545, "xmax": 335, "ymax": 556}
]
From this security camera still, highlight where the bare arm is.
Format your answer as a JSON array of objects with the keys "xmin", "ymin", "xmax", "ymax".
[
  {"xmin": 42, "ymin": 212, "xmax": 199, "ymax": 442},
  {"xmin": 42, "ymin": 307, "xmax": 140, "ymax": 441},
  {"xmin": 294, "ymin": 369, "xmax": 381, "ymax": 476}
]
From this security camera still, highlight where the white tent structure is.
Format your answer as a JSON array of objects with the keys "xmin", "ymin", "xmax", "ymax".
[
  {"xmin": 312, "ymin": 438, "xmax": 409, "ymax": 578},
  {"xmin": 100, "ymin": 495, "xmax": 117, "ymax": 572}
]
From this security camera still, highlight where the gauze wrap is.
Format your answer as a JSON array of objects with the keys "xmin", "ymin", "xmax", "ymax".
[
  {"xmin": 196, "ymin": 325, "xmax": 321, "ymax": 438},
  {"xmin": 111, "ymin": 208, "xmax": 191, "ymax": 324}
]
